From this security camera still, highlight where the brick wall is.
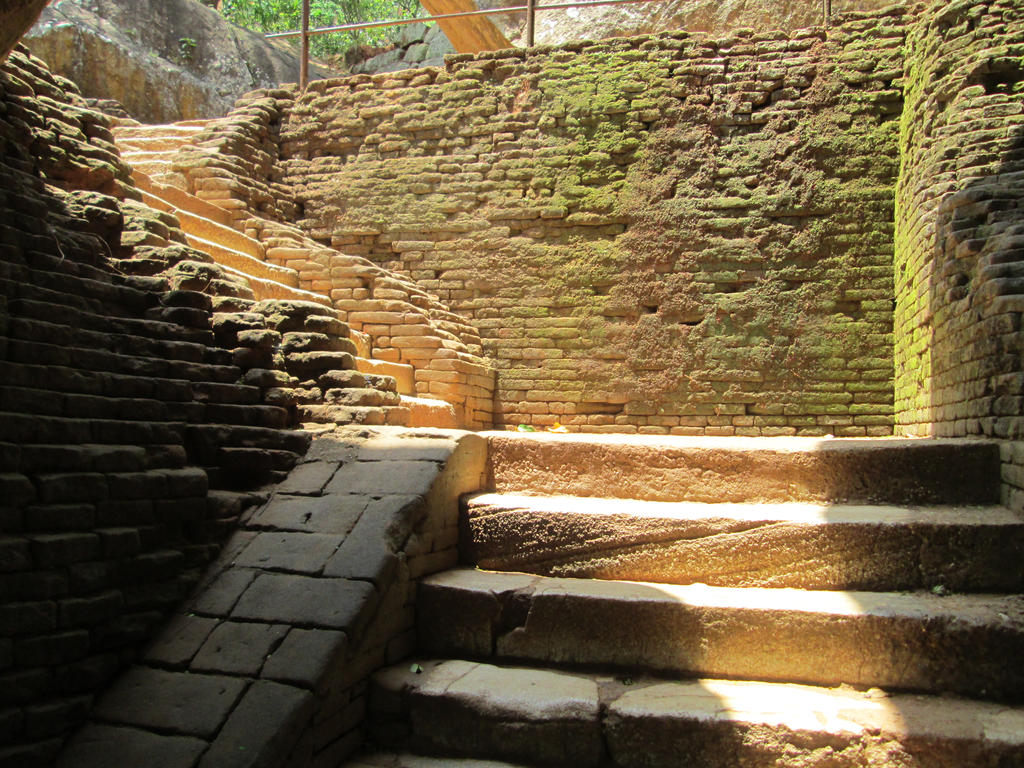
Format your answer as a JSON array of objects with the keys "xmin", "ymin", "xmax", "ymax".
[
  {"xmin": 162, "ymin": 95, "xmax": 498, "ymax": 429},
  {"xmin": 0, "ymin": 48, "xmax": 314, "ymax": 764},
  {"xmin": 893, "ymin": 0, "xmax": 1024, "ymax": 507},
  {"xmin": 275, "ymin": 12, "xmax": 907, "ymax": 435}
]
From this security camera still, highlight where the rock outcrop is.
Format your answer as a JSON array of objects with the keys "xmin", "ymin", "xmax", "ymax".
[
  {"xmin": 22, "ymin": 0, "xmax": 330, "ymax": 123},
  {"xmin": 351, "ymin": 23, "xmax": 456, "ymax": 75},
  {"xmin": 479, "ymin": 0, "xmax": 899, "ymax": 47},
  {"xmin": 0, "ymin": 0, "xmax": 50, "ymax": 61}
]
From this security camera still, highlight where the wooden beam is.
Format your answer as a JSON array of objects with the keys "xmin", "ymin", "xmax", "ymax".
[{"xmin": 419, "ymin": 0, "xmax": 512, "ymax": 54}]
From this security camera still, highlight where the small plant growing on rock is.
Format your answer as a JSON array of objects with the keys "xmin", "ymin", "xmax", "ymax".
[{"xmin": 178, "ymin": 37, "xmax": 198, "ymax": 63}]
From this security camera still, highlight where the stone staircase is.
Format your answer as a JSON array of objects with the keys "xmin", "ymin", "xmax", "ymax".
[
  {"xmin": 353, "ymin": 433, "xmax": 1024, "ymax": 767},
  {"xmin": 114, "ymin": 120, "xmax": 211, "ymax": 187},
  {"xmin": 112, "ymin": 122, "xmax": 460, "ymax": 430}
]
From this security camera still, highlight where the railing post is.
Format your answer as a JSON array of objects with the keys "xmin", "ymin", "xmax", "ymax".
[
  {"xmin": 300, "ymin": 0, "xmax": 310, "ymax": 89},
  {"xmin": 526, "ymin": 0, "xmax": 536, "ymax": 47},
  {"xmin": 822, "ymin": 0, "xmax": 831, "ymax": 28}
]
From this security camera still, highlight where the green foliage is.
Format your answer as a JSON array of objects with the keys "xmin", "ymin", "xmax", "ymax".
[
  {"xmin": 177, "ymin": 36, "xmax": 198, "ymax": 63},
  {"xmin": 219, "ymin": 0, "xmax": 422, "ymax": 57}
]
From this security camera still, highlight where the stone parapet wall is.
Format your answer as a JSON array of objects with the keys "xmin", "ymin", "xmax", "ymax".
[
  {"xmin": 275, "ymin": 14, "xmax": 906, "ymax": 434},
  {"xmin": 894, "ymin": 0, "xmax": 1024, "ymax": 442}
]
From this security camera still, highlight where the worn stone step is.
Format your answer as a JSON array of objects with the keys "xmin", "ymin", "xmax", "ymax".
[
  {"xmin": 124, "ymin": 158, "xmax": 174, "ymax": 176},
  {"xmin": 141, "ymin": 189, "xmax": 264, "ymax": 260},
  {"xmin": 9, "ymin": 296, "xmax": 214, "ymax": 345},
  {"xmin": 7, "ymin": 315, "xmax": 210, "ymax": 364},
  {"xmin": 5, "ymin": 337, "xmax": 239, "ymax": 383},
  {"xmin": 217, "ymin": 264, "xmax": 333, "ymax": 307},
  {"xmin": 296, "ymin": 403, "xmax": 392, "ymax": 427},
  {"xmin": 184, "ymin": 423, "xmax": 310, "ymax": 454},
  {"xmin": 324, "ymin": 387, "xmax": 402, "ymax": 408},
  {"xmin": 402, "ymin": 396, "xmax": 459, "ymax": 429},
  {"xmin": 0, "ymin": 361, "xmax": 192, "ymax": 402},
  {"xmin": 121, "ymin": 149, "xmax": 179, "ymax": 164},
  {"xmin": 461, "ymin": 493, "xmax": 1024, "ymax": 591},
  {"xmin": 483, "ymin": 433, "xmax": 1001, "ymax": 505},
  {"xmin": 192, "ymin": 381, "xmax": 262, "ymax": 405},
  {"xmin": 0, "ymin": 385, "xmax": 173, "ymax": 422},
  {"xmin": 418, "ymin": 568, "xmax": 1024, "ymax": 701},
  {"xmin": 0, "ymin": 411, "xmax": 186, "ymax": 445},
  {"xmin": 344, "ymin": 752, "xmax": 532, "ymax": 768},
  {"xmin": 368, "ymin": 659, "xmax": 1024, "ymax": 768},
  {"xmin": 203, "ymin": 403, "xmax": 290, "ymax": 430},
  {"xmin": 114, "ymin": 122, "xmax": 209, "ymax": 139},
  {"xmin": 116, "ymin": 135, "xmax": 195, "ymax": 152},
  {"xmin": 356, "ymin": 358, "xmax": 415, "ymax": 395},
  {"xmin": 133, "ymin": 170, "xmax": 235, "ymax": 227},
  {"xmin": 185, "ymin": 233, "xmax": 298, "ymax": 287}
]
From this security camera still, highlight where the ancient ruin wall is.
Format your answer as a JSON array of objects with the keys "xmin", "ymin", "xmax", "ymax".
[
  {"xmin": 894, "ymin": 0, "xmax": 1024, "ymax": 435},
  {"xmin": 893, "ymin": 0, "xmax": 1024, "ymax": 510},
  {"xmin": 0, "ymin": 49, "xmax": 316, "ymax": 764},
  {"xmin": 276, "ymin": 13, "xmax": 906, "ymax": 435}
]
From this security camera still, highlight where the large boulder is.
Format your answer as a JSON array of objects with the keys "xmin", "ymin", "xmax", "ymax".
[
  {"xmin": 478, "ymin": 0, "xmax": 899, "ymax": 47},
  {"xmin": 23, "ymin": 0, "xmax": 331, "ymax": 123},
  {"xmin": 0, "ymin": 0, "xmax": 50, "ymax": 61}
]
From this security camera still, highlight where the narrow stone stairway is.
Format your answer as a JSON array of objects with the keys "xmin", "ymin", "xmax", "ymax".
[
  {"xmin": 111, "ymin": 122, "xmax": 459, "ymax": 430},
  {"xmin": 353, "ymin": 433, "xmax": 1024, "ymax": 767}
]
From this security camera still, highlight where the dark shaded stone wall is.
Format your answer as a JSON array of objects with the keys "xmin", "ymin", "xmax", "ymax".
[
  {"xmin": 275, "ymin": 12, "xmax": 907, "ymax": 435},
  {"xmin": 0, "ymin": 48, "xmax": 311, "ymax": 765}
]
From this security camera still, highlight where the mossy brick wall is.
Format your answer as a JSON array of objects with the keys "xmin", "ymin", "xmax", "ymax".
[
  {"xmin": 158, "ymin": 95, "xmax": 498, "ymax": 429},
  {"xmin": 275, "ymin": 12, "xmax": 906, "ymax": 435},
  {"xmin": 893, "ymin": 0, "xmax": 1024, "ymax": 511},
  {"xmin": 0, "ymin": 49, "xmax": 312, "ymax": 765},
  {"xmin": 895, "ymin": 0, "xmax": 1024, "ymax": 432}
]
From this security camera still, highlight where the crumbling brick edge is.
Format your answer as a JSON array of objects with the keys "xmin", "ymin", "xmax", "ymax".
[{"xmin": 55, "ymin": 425, "xmax": 488, "ymax": 768}]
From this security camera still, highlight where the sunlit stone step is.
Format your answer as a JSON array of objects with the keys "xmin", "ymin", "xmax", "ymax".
[
  {"xmin": 461, "ymin": 493, "xmax": 1024, "ymax": 591},
  {"xmin": 368, "ymin": 659, "xmax": 1024, "ymax": 768},
  {"xmin": 418, "ymin": 568, "xmax": 1024, "ymax": 700},
  {"xmin": 483, "ymin": 432, "xmax": 1001, "ymax": 505}
]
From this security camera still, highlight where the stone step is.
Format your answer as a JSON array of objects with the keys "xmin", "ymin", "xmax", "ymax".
[
  {"xmin": 115, "ymin": 135, "xmax": 195, "ymax": 152},
  {"xmin": 134, "ymin": 170, "xmax": 235, "ymax": 227},
  {"xmin": 368, "ymin": 659, "xmax": 1024, "ymax": 768},
  {"xmin": 122, "ymin": 150, "xmax": 177, "ymax": 166},
  {"xmin": 5, "ymin": 337, "xmax": 239, "ymax": 384},
  {"xmin": 356, "ymin": 358, "xmax": 415, "ymax": 395},
  {"xmin": 461, "ymin": 493, "xmax": 1024, "ymax": 591},
  {"xmin": 126, "ymin": 159, "xmax": 179, "ymax": 183},
  {"xmin": 483, "ymin": 432, "xmax": 1001, "ymax": 505},
  {"xmin": 114, "ymin": 122, "xmax": 209, "ymax": 138},
  {"xmin": 216, "ymin": 264, "xmax": 332, "ymax": 307},
  {"xmin": 401, "ymin": 396, "xmax": 459, "ymax": 429},
  {"xmin": 344, "ymin": 752, "xmax": 531, "ymax": 768},
  {"xmin": 417, "ymin": 568, "xmax": 1024, "ymax": 701},
  {"xmin": 141, "ymin": 190, "xmax": 264, "ymax": 260},
  {"xmin": 185, "ymin": 233, "xmax": 299, "ymax": 287},
  {"xmin": 9, "ymin": 295, "xmax": 213, "ymax": 346},
  {"xmin": 7, "ymin": 315, "xmax": 210, "ymax": 365},
  {"xmin": 296, "ymin": 403, "xmax": 395, "ymax": 427},
  {"xmin": 184, "ymin": 423, "xmax": 309, "ymax": 453}
]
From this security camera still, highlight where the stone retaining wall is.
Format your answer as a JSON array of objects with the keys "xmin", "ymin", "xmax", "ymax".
[
  {"xmin": 274, "ymin": 13, "xmax": 907, "ymax": 435},
  {"xmin": 56, "ymin": 427, "xmax": 486, "ymax": 768}
]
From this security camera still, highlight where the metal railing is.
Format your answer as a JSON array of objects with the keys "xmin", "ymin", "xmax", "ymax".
[{"xmin": 269, "ymin": 0, "xmax": 835, "ymax": 89}]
